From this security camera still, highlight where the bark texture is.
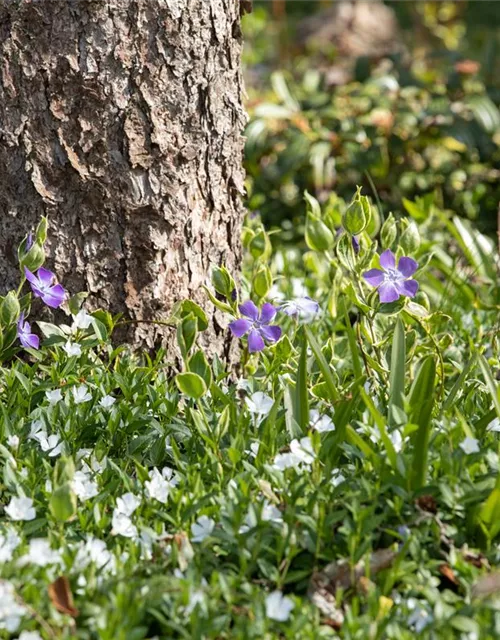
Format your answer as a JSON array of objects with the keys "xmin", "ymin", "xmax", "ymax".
[{"xmin": 0, "ymin": 0, "xmax": 246, "ymax": 361}]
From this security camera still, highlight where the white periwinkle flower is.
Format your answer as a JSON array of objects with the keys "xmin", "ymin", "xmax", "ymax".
[
  {"xmin": 116, "ymin": 493, "xmax": 141, "ymax": 516},
  {"xmin": 145, "ymin": 468, "xmax": 170, "ymax": 504},
  {"xmin": 245, "ymin": 392, "xmax": 274, "ymax": 418},
  {"xmin": 289, "ymin": 437, "xmax": 315, "ymax": 465},
  {"xmin": 38, "ymin": 433, "xmax": 64, "ymax": 457},
  {"xmin": 309, "ymin": 409, "xmax": 335, "ymax": 433},
  {"xmin": 20, "ymin": 538, "xmax": 61, "ymax": 567},
  {"xmin": 6, "ymin": 435, "xmax": 19, "ymax": 449},
  {"xmin": 0, "ymin": 528, "xmax": 21, "ymax": 563},
  {"xmin": 112, "ymin": 493, "xmax": 141, "ymax": 538},
  {"xmin": 45, "ymin": 388, "xmax": 63, "ymax": 404},
  {"xmin": 72, "ymin": 309, "xmax": 93, "ymax": 331},
  {"xmin": 72, "ymin": 470, "xmax": 99, "ymax": 501},
  {"xmin": 19, "ymin": 631, "xmax": 44, "ymax": 640},
  {"xmin": 63, "ymin": 341, "xmax": 82, "ymax": 357},
  {"xmin": 331, "ymin": 470, "xmax": 346, "ymax": 487},
  {"xmin": 488, "ymin": 418, "xmax": 500, "ymax": 432},
  {"xmin": 4, "ymin": 497, "xmax": 36, "ymax": 522},
  {"xmin": 280, "ymin": 296, "xmax": 320, "ymax": 322},
  {"xmin": 72, "ymin": 385, "xmax": 92, "ymax": 404},
  {"xmin": 265, "ymin": 590, "xmax": 294, "ymax": 622},
  {"xmin": 99, "ymin": 394, "xmax": 116, "ymax": 409},
  {"xmin": 460, "ymin": 437, "xmax": 480, "ymax": 455},
  {"xmin": 191, "ymin": 515, "xmax": 215, "ymax": 542}
]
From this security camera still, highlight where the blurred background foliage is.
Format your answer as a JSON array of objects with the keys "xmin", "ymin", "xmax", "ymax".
[{"xmin": 242, "ymin": 1, "xmax": 500, "ymax": 239}]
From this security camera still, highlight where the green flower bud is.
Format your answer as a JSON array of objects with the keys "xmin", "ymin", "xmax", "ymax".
[
  {"xmin": 400, "ymin": 221, "xmax": 420, "ymax": 255},
  {"xmin": 380, "ymin": 213, "xmax": 397, "ymax": 249},
  {"xmin": 343, "ymin": 187, "xmax": 371, "ymax": 235},
  {"xmin": 211, "ymin": 266, "xmax": 235, "ymax": 299},
  {"xmin": 20, "ymin": 242, "xmax": 45, "ymax": 272},
  {"xmin": 249, "ymin": 228, "xmax": 272, "ymax": 260}
]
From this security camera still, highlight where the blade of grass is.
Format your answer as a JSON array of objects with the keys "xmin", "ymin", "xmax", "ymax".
[
  {"xmin": 343, "ymin": 299, "xmax": 363, "ymax": 381},
  {"xmin": 293, "ymin": 330, "xmax": 309, "ymax": 432},
  {"xmin": 442, "ymin": 356, "xmax": 475, "ymax": 413},
  {"xmin": 388, "ymin": 318, "xmax": 406, "ymax": 426},
  {"xmin": 478, "ymin": 353, "xmax": 500, "ymax": 420}
]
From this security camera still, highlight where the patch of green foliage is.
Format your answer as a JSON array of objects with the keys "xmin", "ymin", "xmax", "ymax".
[{"xmin": 1, "ymin": 192, "xmax": 500, "ymax": 638}]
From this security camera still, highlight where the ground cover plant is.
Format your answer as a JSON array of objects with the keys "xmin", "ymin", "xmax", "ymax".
[{"xmin": 0, "ymin": 193, "xmax": 500, "ymax": 639}]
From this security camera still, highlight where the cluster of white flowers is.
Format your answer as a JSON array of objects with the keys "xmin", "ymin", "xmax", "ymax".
[
  {"xmin": 111, "ymin": 493, "xmax": 141, "ymax": 539},
  {"xmin": 0, "ymin": 581, "xmax": 26, "ymax": 632},
  {"xmin": 4, "ymin": 497, "xmax": 36, "ymax": 522},
  {"xmin": 74, "ymin": 537, "xmax": 116, "ymax": 575},
  {"xmin": 29, "ymin": 419, "xmax": 63, "ymax": 457},
  {"xmin": 18, "ymin": 538, "xmax": 61, "ymax": 567},
  {"xmin": 72, "ymin": 470, "xmax": 99, "ymax": 502},
  {"xmin": 273, "ymin": 436, "xmax": 315, "ymax": 471},
  {"xmin": 309, "ymin": 409, "xmax": 335, "ymax": 433},
  {"xmin": 0, "ymin": 528, "xmax": 21, "ymax": 563}
]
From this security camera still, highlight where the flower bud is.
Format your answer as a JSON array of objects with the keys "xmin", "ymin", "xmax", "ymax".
[
  {"xmin": 380, "ymin": 213, "xmax": 397, "ymax": 249},
  {"xmin": 211, "ymin": 266, "xmax": 236, "ymax": 300},
  {"xmin": 343, "ymin": 187, "xmax": 371, "ymax": 235},
  {"xmin": 400, "ymin": 221, "xmax": 420, "ymax": 255}
]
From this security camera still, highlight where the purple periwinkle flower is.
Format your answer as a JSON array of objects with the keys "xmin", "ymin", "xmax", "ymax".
[
  {"xmin": 26, "ymin": 232, "xmax": 33, "ymax": 251},
  {"xmin": 363, "ymin": 249, "xmax": 418, "ymax": 303},
  {"xmin": 24, "ymin": 267, "xmax": 67, "ymax": 308},
  {"xmin": 229, "ymin": 301, "xmax": 282, "ymax": 353},
  {"xmin": 352, "ymin": 235, "xmax": 360, "ymax": 254},
  {"xmin": 17, "ymin": 312, "xmax": 39, "ymax": 349}
]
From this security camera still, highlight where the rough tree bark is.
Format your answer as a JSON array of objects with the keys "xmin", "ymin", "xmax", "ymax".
[{"xmin": 0, "ymin": 0, "xmax": 246, "ymax": 361}]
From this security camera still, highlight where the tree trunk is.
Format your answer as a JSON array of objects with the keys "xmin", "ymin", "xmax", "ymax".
[{"xmin": 0, "ymin": 0, "xmax": 246, "ymax": 362}]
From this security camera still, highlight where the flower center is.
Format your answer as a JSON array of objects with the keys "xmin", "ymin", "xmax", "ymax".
[{"xmin": 384, "ymin": 268, "xmax": 402, "ymax": 284}]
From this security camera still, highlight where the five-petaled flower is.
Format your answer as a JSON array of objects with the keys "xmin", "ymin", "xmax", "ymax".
[
  {"xmin": 229, "ymin": 301, "xmax": 281, "ymax": 353},
  {"xmin": 363, "ymin": 249, "xmax": 418, "ymax": 303},
  {"xmin": 24, "ymin": 267, "xmax": 66, "ymax": 308},
  {"xmin": 17, "ymin": 312, "xmax": 39, "ymax": 350}
]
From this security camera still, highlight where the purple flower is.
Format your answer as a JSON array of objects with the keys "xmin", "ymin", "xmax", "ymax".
[
  {"xmin": 24, "ymin": 267, "xmax": 67, "ymax": 308},
  {"xmin": 363, "ymin": 249, "xmax": 418, "ymax": 303},
  {"xmin": 17, "ymin": 312, "xmax": 39, "ymax": 349},
  {"xmin": 229, "ymin": 301, "xmax": 282, "ymax": 353},
  {"xmin": 352, "ymin": 236, "xmax": 360, "ymax": 254},
  {"xmin": 26, "ymin": 232, "xmax": 33, "ymax": 251}
]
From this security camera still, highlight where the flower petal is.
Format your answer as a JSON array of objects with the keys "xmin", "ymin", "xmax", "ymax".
[
  {"xmin": 37, "ymin": 267, "xmax": 56, "ymax": 287},
  {"xmin": 378, "ymin": 282, "xmax": 400, "ymax": 303},
  {"xmin": 259, "ymin": 302, "xmax": 277, "ymax": 324},
  {"xmin": 229, "ymin": 318, "xmax": 253, "ymax": 338},
  {"xmin": 396, "ymin": 279, "xmax": 419, "ymax": 298},
  {"xmin": 41, "ymin": 284, "xmax": 66, "ymax": 308},
  {"xmin": 379, "ymin": 249, "xmax": 396, "ymax": 270},
  {"xmin": 260, "ymin": 324, "xmax": 282, "ymax": 344},
  {"xmin": 20, "ymin": 333, "xmax": 40, "ymax": 350},
  {"xmin": 247, "ymin": 328, "xmax": 265, "ymax": 353},
  {"xmin": 239, "ymin": 300, "xmax": 259, "ymax": 321},
  {"xmin": 23, "ymin": 266, "xmax": 38, "ymax": 285},
  {"xmin": 398, "ymin": 257, "xmax": 418, "ymax": 278},
  {"xmin": 363, "ymin": 268, "xmax": 385, "ymax": 287}
]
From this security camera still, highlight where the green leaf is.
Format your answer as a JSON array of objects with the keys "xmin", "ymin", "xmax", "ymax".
[
  {"xmin": 50, "ymin": 483, "xmax": 77, "ymax": 522},
  {"xmin": 304, "ymin": 326, "xmax": 340, "ymax": 403},
  {"xmin": 388, "ymin": 318, "xmax": 406, "ymax": 426},
  {"xmin": 343, "ymin": 300, "xmax": 363, "ymax": 381},
  {"xmin": 360, "ymin": 388, "xmax": 397, "ymax": 470},
  {"xmin": 188, "ymin": 350, "xmax": 212, "ymax": 388},
  {"xmin": 409, "ymin": 357, "xmax": 437, "ymax": 490},
  {"xmin": 175, "ymin": 372, "xmax": 207, "ymax": 400},
  {"xmin": 293, "ymin": 332, "xmax": 309, "ymax": 432},
  {"xmin": 0, "ymin": 292, "xmax": 20, "ymax": 326},
  {"xmin": 478, "ymin": 354, "xmax": 500, "ymax": 421}
]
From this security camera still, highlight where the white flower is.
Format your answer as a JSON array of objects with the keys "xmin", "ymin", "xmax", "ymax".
[
  {"xmin": 272, "ymin": 452, "xmax": 302, "ymax": 471},
  {"xmin": 29, "ymin": 420, "xmax": 46, "ymax": 441},
  {"xmin": 6, "ymin": 435, "xmax": 19, "ymax": 449},
  {"xmin": 331, "ymin": 470, "xmax": 346, "ymax": 487},
  {"xmin": 4, "ymin": 497, "xmax": 36, "ymax": 521},
  {"xmin": 407, "ymin": 598, "xmax": 432, "ymax": 633},
  {"xmin": 45, "ymin": 388, "xmax": 63, "ymax": 404},
  {"xmin": 19, "ymin": 468, "xmax": 28, "ymax": 479},
  {"xmin": 460, "ymin": 436, "xmax": 480, "ymax": 455},
  {"xmin": 245, "ymin": 392, "xmax": 274, "ymax": 418},
  {"xmin": 265, "ymin": 590, "xmax": 294, "ymax": 621},
  {"xmin": 72, "ymin": 385, "xmax": 92, "ymax": 404},
  {"xmin": 191, "ymin": 515, "xmax": 215, "ymax": 542},
  {"xmin": 280, "ymin": 297, "xmax": 320, "ymax": 322},
  {"xmin": 290, "ymin": 437, "xmax": 315, "ymax": 465},
  {"xmin": 185, "ymin": 588, "xmax": 205, "ymax": 615},
  {"xmin": 310, "ymin": 409, "xmax": 335, "ymax": 433},
  {"xmin": 111, "ymin": 512, "xmax": 137, "ymax": 538},
  {"xmin": 99, "ymin": 394, "xmax": 116, "ymax": 409},
  {"xmin": 72, "ymin": 470, "xmax": 99, "ymax": 501},
  {"xmin": 38, "ymin": 433, "xmax": 64, "ymax": 457},
  {"xmin": 0, "ymin": 528, "xmax": 21, "ymax": 563},
  {"xmin": 245, "ymin": 441, "xmax": 260, "ymax": 458},
  {"xmin": 161, "ymin": 466, "xmax": 179, "ymax": 488},
  {"xmin": 19, "ymin": 538, "xmax": 61, "ymax": 567},
  {"xmin": 261, "ymin": 501, "xmax": 283, "ymax": 524},
  {"xmin": 0, "ymin": 580, "xmax": 26, "ymax": 632},
  {"xmin": 72, "ymin": 309, "xmax": 93, "ymax": 331},
  {"xmin": 19, "ymin": 631, "xmax": 44, "ymax": 640},
  {"xmin": 116, "ymin": 493, "xmax": 141, "ymax": 516},
  {"xmin": 145, "ymin": 468, "xmax": 170, "ymax": 504},
  {"xmin": 488, "ymin": 418, "xmax": 500, "ymax": 432},
  {"xmin": 74, "ymin": 537, "xmax": 115, "ymax": 573},
  {"xmin": 45, "ymin": 479, "xmax": 52, "ymax": 493},
  {"xmin": 63, "ymin": 341, "xmax": 82, "ymax": 357},
  {"xmin": 390, "ymin": 430, "xmax": 403, "ymax": 453}
]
